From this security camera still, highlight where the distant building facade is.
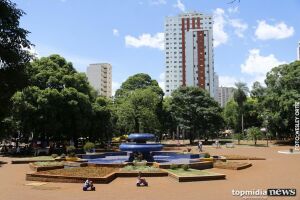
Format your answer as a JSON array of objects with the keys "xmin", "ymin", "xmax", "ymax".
[
  {"xmin": 218, "ymin": 86, "xmax": 234, "ymax": 107},
  {"xmin": 164, "ymin": 12, "xmax": 215, "ymax": 97},
  {"xmin": 213, "ymin": 72, "xmax": 219, "ymax": 102},
  {"xmin": 86, "ymin": 63, "xmax": 112, "ymax": 97}
]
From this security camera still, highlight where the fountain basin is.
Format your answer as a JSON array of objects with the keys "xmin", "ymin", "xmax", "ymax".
[
  {"xmin": 119, "ymin": 143, "xmax": 163, "ymax": 152},
  {"xmin": 127, "ymin": 133, "xmax": 156, "ymax": 142}
]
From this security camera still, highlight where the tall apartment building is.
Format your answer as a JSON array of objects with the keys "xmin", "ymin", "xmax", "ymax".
[
  {"xmin": 297, "ymin": 41, "xmax": 300, "ymax": 60},
  {"xmin": 218, "ymin": 86, "xmax": 234, "ymax": 107},
  {"xmin": 164, "ymin": 12, "xmax": 215, "ymax": 97},
  {"xmin": 86, "ymin": 63, "xmax": 112, "ymax": 98}
]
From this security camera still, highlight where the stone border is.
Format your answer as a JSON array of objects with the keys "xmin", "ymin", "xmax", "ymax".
[
  {"xmin": 29, "ymin": 162, "xmax": 88, "ymax": 172},
  {"xmin": 29, "ymin": 163, "xmax": 64, "ymax": 172},
  {"xmin": 12, "ymin": 159, "xmax": 56, "ymax": 164},
  {"xmin": 165, "ymin": 169, "xmax": 226, "ymax": 182},
  {"xmin": 153, "ymin": 161, "xmax": 213, "ymax": 170},
  {"xmin": 26, "ymin": 170, "xmax": 168, "ymax": 184}
]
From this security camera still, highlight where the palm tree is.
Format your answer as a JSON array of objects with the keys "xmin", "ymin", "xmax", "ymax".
[{"xmin": 233, "ymin": 82, "xmax": 249, "ymax": 143}]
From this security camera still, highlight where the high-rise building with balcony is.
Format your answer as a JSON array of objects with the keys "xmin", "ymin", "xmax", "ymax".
[
  {"xmin": 164, "ymin": 11, "xmax": 215, "ymax": 97},
  {"xmin": 86, "ymin": 63, "xmax": 112, "ymax": 98}
]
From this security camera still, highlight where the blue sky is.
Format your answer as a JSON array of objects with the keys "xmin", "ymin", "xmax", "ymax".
[{"xmin": 14, "ymin": 0, "xmax": 300, "ymax": 94}]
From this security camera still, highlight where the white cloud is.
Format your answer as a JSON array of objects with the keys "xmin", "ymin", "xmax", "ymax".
[
  {"xmin": 228, "ymin": 6, "xmax": 239, "ymax": 14},
  {"xmin": 213, "ymin": 8, "xmax": 249, "ymax": 47},
  {"xmin": 213, "ymin": 8, "xmax": 228, "ymax": 47},
  {"xmin": 173, "ymin": 0, "xmax": 185, "ymax": 12},
  {"xmin": 241, "ymin": 49, "xmax": 285, "ymax": 75},
  {"xmin": 158, "ymin": 72, "xmax": 165, "ymax": 92},
  {"xmin": 112, "ymin": 81, "xmax": 121, "ymax": 96},
  {"xmin": 241, "ymin": 49, "xmax": 285, "ymax": 85},
  {"xmin": 255, "ymin": 20, "xmax": 294, "ymax": 40},
  {"xmin": 112, "ymin": 29, "xmax": 119, "ymax": 36},
  {"xmin": 219, "ymin": 75, "xmax": 238, "ymax": 87},
  {"xmin": 229, "ymin": 19, "xmax": 248, "ymax": 38},
  {"xmin": 125, "ymin": 32, "xmax": 164, "ymax": 50},
  {"xmin": 149, "ymin": 0, "xmax": 166, "ymax": 5}
]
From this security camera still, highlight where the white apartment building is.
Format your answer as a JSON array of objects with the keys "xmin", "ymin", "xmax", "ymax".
[
  {"xmin": 218, "ymin": 86, "xmax": 234, "ymax": 107},
  {"xmin": 86, "ymin": 63, "xmax": 112, "ymax": 98},
  {"xmin": 164, "ymin": 11, "xmax": 215, "ymax": 97}
]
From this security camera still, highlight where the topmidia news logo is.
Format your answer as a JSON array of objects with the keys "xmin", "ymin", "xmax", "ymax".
[{"xmin": 232, "ymin": 188, "xmax": 296, "ymax": 198}]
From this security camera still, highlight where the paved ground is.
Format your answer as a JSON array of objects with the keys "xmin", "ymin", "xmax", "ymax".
[{"xmin": 0, "ymin": 145, "xmax": 299, "ymax": 200}]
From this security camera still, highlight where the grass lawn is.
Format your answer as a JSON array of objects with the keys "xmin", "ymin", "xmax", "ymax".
[
  {"xmin": 121, "ymin": 165, "xmax": 160, "ymax": 172},
  {"xmin": 167, "ymin": 168, "xmax": 217, "ymax": 176},
  {"xmin": 37, "ymin": 166, "xmax": 117, "ymax": 177}
]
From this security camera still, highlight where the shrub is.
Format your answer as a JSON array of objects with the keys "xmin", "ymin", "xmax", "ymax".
[
  {"xmin": 204, "ymin": 153, "xmax": 210, "ymax": 158},
  {"xmin": 182, "ymin": 164, "xmax": 189, "ymax": 171},
  {"xmin": 83, "ymin": 142, "xmax": 95, "ymax": 152},
  {"xmin": 66, "ymin": 146, "xmax": 76, "ymax": 153},
  {"xmin": 170, "ymin": 164, "xmax": 178, "ymax": 170},
  {"xmin": 68, "ymin": 152, "xmax": 76, "ymax": 157},
  {"xmin": 60, "ymin": 153, "xmax": 66, "ymax": 158},
  {"xmin": 51, "ymin": 154, "xmax": 58, "ymax": 158}
]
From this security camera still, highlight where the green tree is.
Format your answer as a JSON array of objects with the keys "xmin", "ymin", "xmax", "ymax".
[
  {"xmin": 115, "ymin": 73, "xmax": 163, "ymax": 100},
  {"xmin": 170, "ymin": 87, "xmax": 223, "ymax": 144},
  {"xmin": 89, "ymin": 96, "xmax": 113, "ymax": 141},
  {"xmin": 223, "ymin": 99, "xmax": 238, "ymax": 130},
  {"xmin": 116, "ymin": 88, "xmax": 160, "ymax": 133},
  {"xmin": 261, "ymin": 61, "xmax": 300, "ymax": 139},
  {"xmin": 246, "ymin": 127, "xmax": 263, "ymax": 145},
  {"xmin": 243, "ymin": 98, "xmax": 262, "ymax": 128},
  {"xmin": 0, "ymin": 0, "xmax": 33, "ymax": 136},
  {"xmin": 160, "ymin": 97, "xmax": 177, "ymax": 139},
  {"xmin": 114, "ymin": 73, "xmax": 163, "ymax": 135},
  {"xmin": 233, "ymin": 82, "xmax": 249, "ymax": 136},
  {"xmin": 11, "ymin": 55, "xmax": 98, "ymax": 145}
]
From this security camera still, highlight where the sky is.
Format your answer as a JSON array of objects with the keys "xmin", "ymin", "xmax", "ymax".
[{"xmin": 14, "ymin": 0, "xmax": 300, "ymax": 95}]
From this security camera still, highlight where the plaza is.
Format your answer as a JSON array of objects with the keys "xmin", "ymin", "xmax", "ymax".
[{"xmin": 1, "ymin": 144, "xmax": 299, "ymax": 200}]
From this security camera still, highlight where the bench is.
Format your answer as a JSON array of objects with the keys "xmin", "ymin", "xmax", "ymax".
[{"xmin": 226, "ymin": 143, "xmax": 235, "ymax": 148}]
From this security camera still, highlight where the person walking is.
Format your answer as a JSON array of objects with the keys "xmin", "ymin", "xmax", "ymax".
[{"xmin": 198, "ymin": 141, "xmax": 203, "ymax": 152}]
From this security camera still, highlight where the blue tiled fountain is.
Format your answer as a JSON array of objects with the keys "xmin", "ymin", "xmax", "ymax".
[{"xmin": 85, "ymin": 133, "xmax": 202, "ymax": 164}]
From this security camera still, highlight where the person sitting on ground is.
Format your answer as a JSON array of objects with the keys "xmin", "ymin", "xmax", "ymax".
[
  {"xmin": 136, "ymin": 171, "xmax": 148, "ymax": 186},
  {"xmin": 83, "ymin": 179, "xmax": 95, "ymax": 191}
]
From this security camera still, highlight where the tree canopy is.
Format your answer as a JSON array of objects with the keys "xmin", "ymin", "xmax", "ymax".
[
  {"xmin": 261, "ymin": 61, "xmax": 300, "ymax": 138},
  {"xmin": 170, "ymin": 87, "xmax": 223, "ymax": 143},
  {"xmin": 0, "ymin": 0, "xmax": 33, "ymax": 136}
]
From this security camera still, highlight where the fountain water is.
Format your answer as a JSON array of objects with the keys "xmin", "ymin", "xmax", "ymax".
[{"xmin": 119, "ymin": 133, "xmax": 163, "ymax": 162}]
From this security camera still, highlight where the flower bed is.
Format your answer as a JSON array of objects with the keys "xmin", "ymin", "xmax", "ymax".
[
  {"xmin": 121, "ymin": 165, "xmax": 161, "ymax": 172},
  {"xmin": 29, "ymin": 162, "xmax": 64, "ymax": 172},
  {"xmin": 213, "ymin": 161, "xmax": 252, "ymax": 170},
  {"xmin": 26, "ymin": 166, "xmax": 168, "ymax": 183},
  {"xmin": 36, "ymin": 166, "xmax": 117, "ymax": 177},
  {"xmin": 165, "ymin": 168, "xmax": 226, "ymax": 182},
  {"xmin": 221, "ymin": 155, "xmax": 265, "ymax": 160}
]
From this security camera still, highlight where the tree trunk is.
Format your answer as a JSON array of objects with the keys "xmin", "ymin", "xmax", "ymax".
[
  {"xmin": 241, "ymin": 114, "xmax": 244, "ymax": 135},
  {"xmin": 134, "ymin": 118, "xmax": 139, "ymax": 133}
]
